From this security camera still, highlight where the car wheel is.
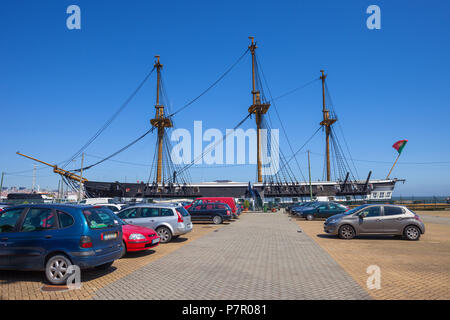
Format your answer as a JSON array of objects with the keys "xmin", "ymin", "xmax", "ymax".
[
  {"xmin": 157, "ymin": 226, "xmax": 172, "ymax": 243},
  {"xmin": 338, "ymin": 225, "xmax": 356, "ymax": 239},
  {"xmin": 95, "ymin": 261, "xmax": 114, "ymax": 270},
  {"xmin": 305, "ymin": 214, "xmax": 314, "ymax": 221},
  {"xmin": 213, "ymin": 215, "xmax": 223, "ymax": 225},
  {"xmin": 45, "ymin": 254, "xmax": 73, "ymax": 285},
  {"xmin": 404, "ymin": 225, "xmax": 421, "ymax": 241},
  {"xmin": 119, "ymin": 240, "xmax": 127, "ymax": 258}
]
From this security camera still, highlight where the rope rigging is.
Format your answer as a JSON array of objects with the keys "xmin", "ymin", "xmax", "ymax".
[
  {"xmin": 61, "ymin": 66, "xmax": 156, "ymax": 170},
  {"xmin": 167, "ymin": 48, "xmax": 250, "ymax": 118}
]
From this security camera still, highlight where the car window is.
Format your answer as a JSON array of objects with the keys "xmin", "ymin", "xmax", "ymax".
[
  {"xmin": 318, "ymin": 204, "xmax": 327, "ymax": 210},
  {"xmin": 57, "ymin": 211, "xmax": 74, "ymax": 228},
  {"xmin": 384, "ymin": 206, "xmax": 404, "ymax": 216},
  {"xmin": 193, "ymin": 205, "xmax": 202, "ymax": 211},
  {"xmin": 329, "ymin": 204, "xmax": 337, "ymax": 210},
  {"xmin": 83, "ymin": 208, "xmax": 117, "ymax": 229},
  {"xmin": 359, "ymin": 206, "xmax": 381, "ymax": 218},
  {"xmin": 105, "ymin": 205, "xmax": 119, "ymax": 212},
  {"xmin": 141, "ymin": 207, "xmax": 159, "ymax": 218},
  {"xmin": 176, "ymin": 207, "xmax": 190, "ymax": 217},
  {"xmin": 21, "ymin": 208, "xmax": 56, "ymax": 232},
  {"xmin": 206, "ymin": 204, "xmax": 214, "ymax": 210},
  {"xmin": 160, "ymin": 208, "xmax": 174, "ymax": 217},
  {"xmin": 216, "ymin": 204, "xmax": 226, "ymax": 209},
  {"xmin": 0, "ymin": 208, "xmax": 23, "ymax": 233},
  {"xmin": 118, "ymin": 208, "xmax": 139, "ymax": 219}
]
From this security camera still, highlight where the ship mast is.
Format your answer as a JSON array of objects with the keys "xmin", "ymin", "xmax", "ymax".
[
  {"xmin": 150, "ymin": 55, "xmax": 173, "ymax": 184},
  {"xmin": 247, "ymin": 37, "xmax": 270, "ymax": 183},
  {"xmin": 319, "ymin": 70, "xmax": 336, "ymax": 181}
]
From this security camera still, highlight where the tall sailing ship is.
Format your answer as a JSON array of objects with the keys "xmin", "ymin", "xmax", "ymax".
[{"xmin": 17, "ymin": 37, "xmax": 403, "ymax": 204}]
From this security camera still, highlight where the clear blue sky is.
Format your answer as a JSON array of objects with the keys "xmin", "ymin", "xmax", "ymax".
[{"xmin": 1, "ymin": 0, "xmax": 449, "ymax": 196}]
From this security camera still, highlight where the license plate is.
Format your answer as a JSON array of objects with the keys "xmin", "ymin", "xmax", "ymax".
[
  {"xmin": 152, "ymin": 238, "xmax": 160, "ymax": 245},
  {"xmin": 102, "ymin": 232, "xmax": 118, "ymax": 241}
]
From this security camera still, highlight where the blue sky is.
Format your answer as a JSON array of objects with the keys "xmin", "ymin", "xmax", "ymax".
[{"xmin": 1, "ymin": 0, "xmax": 449, "ymax": 196}]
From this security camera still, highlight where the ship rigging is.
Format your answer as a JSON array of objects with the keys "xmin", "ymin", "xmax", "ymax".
[{"xmin": 16, "ymin": 37, "xmax": 402, "ymax": 203}]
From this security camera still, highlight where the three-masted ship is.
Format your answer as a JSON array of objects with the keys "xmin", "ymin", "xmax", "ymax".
[{"xmin": 18, "ymin": 37, "xmax": 402, "ymax": 204}]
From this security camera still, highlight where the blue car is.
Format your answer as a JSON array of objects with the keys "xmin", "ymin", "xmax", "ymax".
[{"xmin": 0, "ymin": 204, "xmax": 123, "ymax": 285}]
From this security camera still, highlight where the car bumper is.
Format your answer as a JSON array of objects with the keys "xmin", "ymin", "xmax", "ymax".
[
  {"xmin": 126, "ymin": 236, "xmax": 160, "ymax": 252},
  {"xmin": 323, "ymin": 223, "xmax": 339, "ymax": 234},
  {"xmin": 173, "ymin": 222, "xmax": 193, "ymax": 236},
  {"xmin": 71, "ymin": 244, "xmax": 124, "ymax": 269}
]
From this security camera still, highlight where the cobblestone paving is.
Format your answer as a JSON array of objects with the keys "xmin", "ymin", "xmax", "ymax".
[
  {"xmin": 94, "ymin": 213, "xmax": 370, "ymax": 300},
  {"xmin": 294, "ymin": 214, "xmax": 450, "ymax": 300}
]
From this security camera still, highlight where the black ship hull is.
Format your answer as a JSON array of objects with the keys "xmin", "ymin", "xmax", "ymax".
[{"xmin": 84, "ymin": 179, "xmax": 401, "ymax": 201}]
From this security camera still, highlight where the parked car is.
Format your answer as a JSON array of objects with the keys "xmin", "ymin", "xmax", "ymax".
[
  {"xmin": 323, "ymin": 204, "xmax": 425, "ymax": 240},
  {"xmin": 79, "ymin": 198, "xmax": 127, "ymax": 211},
  {"xmin": 98, "ymin": 204, "xmax": 123, "ymax": 213},
  {"xmin": 117, "ymin": 204, "xmax": 192, "ymax": 243},
  {"xmin": 185, "ymin": 197, "xmax": 239, "ymax": 217},
  {"xmin": 187, "ymin": 202, "xmax": 233, "ymax": 224},
  {"xmin": 294, "ymin": 201, "xmax": 348, "ymax": 220},
  {"xmin": 0, "ymin": 204, "xmax": 123, "ymax": 285},
  {"xmin": 289, "ymin": 201, "xmax": 317, "ymax": 214},
  {"xmin": 0, "ymin": 203, "xmax": 11, "ymax": 212},
  {"xmin": 117, "ymin": 218, "xmax": 159, "ymax": 257}
]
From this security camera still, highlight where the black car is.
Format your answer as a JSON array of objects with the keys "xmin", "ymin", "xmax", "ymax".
[
  {"xmin": 187, "ymin": 202, "xmax": 233, "ymax": 224},
  {"xmin": 295, "ymin": 201, "xmax": 349, "ymax": 220}
]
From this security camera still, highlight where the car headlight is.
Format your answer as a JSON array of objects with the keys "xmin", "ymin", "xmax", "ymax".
[
  {"xmin": 327, "ymin": 218, "xmax": 339, "ymax": 224},
  {"xmin": 129, "ymin": 233, "xmax": 146, "ymax": 240}
]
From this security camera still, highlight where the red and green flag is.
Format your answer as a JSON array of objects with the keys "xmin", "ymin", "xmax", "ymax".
[{"xmin": 392, "ymin": 139, "xmax": 408, "ymax": 154}]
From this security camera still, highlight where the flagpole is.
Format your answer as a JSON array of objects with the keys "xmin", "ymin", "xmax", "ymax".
[{"xmin": 386, "ymin": 153, "xmax": 401, "ymax": 179}]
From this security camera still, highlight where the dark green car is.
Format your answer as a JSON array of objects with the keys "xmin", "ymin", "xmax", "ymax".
[{"xmin": 298, "ymin": 201, "xmax": 349, "ymax": 220}]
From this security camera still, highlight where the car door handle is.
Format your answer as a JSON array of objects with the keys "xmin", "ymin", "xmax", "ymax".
[{"xmin": 45, "ymin": 235, "xmax": 52, "ymax": 239}]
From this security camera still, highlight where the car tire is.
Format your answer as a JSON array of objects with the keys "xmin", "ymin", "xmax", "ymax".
[
  {"xmin": 119, "ymin": 240, "xmax": 127, "ymax": 258},
  {"xmin": 95, "ymin": 261, "xmax": 114, "ymax": 270},
  {"xmin": 338, "ymin": 225, "xmax": 356, "ymax": 239},
  {"xmin": 404, "ymin": 225, "xmax": 421, "ymax": 241},
  {"xmin": 305, "ymin": 214, "xmax": 314, "ymax": 221},
  {"xmin": 213, "ymin": 215, "xmax": 223, "ymax": 225},
  {"xmin": 45, "ymin": 254, "xmax": 73, "ymax": 285},
  {"xmin": 157, "ymin": 226, "xmax": 172, "ymax": 243}
]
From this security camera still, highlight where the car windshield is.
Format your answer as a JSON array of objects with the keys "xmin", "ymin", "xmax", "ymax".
[{"xmin": 83, "ymin": 207, "xmax": 119, "ymax": 229}]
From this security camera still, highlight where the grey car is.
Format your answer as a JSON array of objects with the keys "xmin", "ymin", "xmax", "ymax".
[
  {"xmin": 323, "ymin": 204, "xmax": 425, "ymax": 240},
  {"xmin": 117, "ymin": 204, "xmax": 193, "ymax": 243}
]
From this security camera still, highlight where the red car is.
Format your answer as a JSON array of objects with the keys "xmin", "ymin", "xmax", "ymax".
[{"xmin": 120, "ymin": 220, "xmax": 160, "ymax": 256}]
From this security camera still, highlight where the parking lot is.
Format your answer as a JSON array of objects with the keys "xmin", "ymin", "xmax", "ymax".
[
  {"xmin": 294, "ymin": 210, "xmax": 450, "ymax": 300},
  {"xmin": 0, "ymin": 209, "xmax": 449, "ymax": 300}
]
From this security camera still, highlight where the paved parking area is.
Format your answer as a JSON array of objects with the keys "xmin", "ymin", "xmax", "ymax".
[
  {"xmin": 93, "ymin": 213, "xmax": 370, "ymax": 300},
  {"xmin": 0, "ymin": 223, "xmax": 222, "ymax": 300},
  {"xmin": 293, "ymin": 211, "xmax": 450, "ymax": 300}
]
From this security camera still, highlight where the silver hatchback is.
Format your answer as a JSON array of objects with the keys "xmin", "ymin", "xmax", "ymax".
[
  {"xmin": 117, "ymin": 204, "xmax": 193, "ymax": 243},
  {"xmin": 324, "ymin": 204, "xmax": 425, "ymax": 240}
]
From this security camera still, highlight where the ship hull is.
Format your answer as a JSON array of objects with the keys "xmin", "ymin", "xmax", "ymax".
[{"xmin": 84, "ymin": 179, "xmax": 401, "ymax": 202}]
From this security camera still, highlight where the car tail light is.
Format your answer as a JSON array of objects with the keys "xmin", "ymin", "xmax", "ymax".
[
  {"xmin": 79, "ymin": 236, "xmax": 93, "ymax": 248},
  {"xmin": 414, "ymin": 215, "xmax": 422, "ymax": 222},
  {"xmin": 176, "ymin": 210, "xmax": 184, "ymax": 223},
  {"xmin": 226, "ymin": 210, "xmax": 231, "ymax": 216}
]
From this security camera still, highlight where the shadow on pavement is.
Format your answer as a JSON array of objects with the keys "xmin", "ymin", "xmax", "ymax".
[{"xmin": 317, "ymin": 234, "xmax": 404, "ymax": 241}]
